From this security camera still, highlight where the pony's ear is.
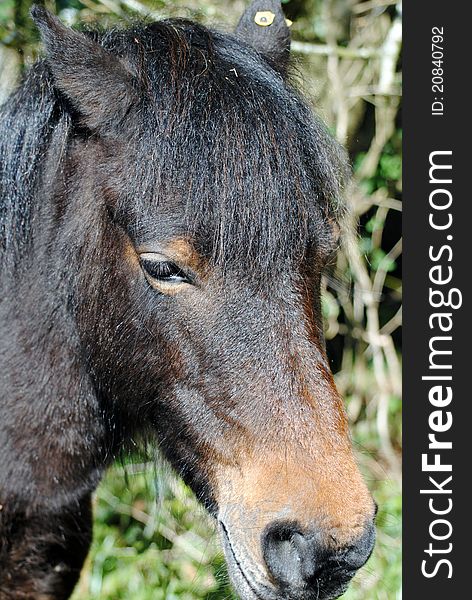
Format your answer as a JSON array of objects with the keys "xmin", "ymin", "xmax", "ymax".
[
  {"xmin": 235, "ymin": 0, "xmax": 291, "ymax": 73},
  {"xmin": 31, "ymin": 5, "xmax": 137, "ymax": 132}
]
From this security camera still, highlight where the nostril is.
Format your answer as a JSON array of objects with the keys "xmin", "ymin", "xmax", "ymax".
[
  {"xmin": 262, "ymin": 521, "xmax": 327, "ymax": 588},
  {"xmin": 262, "ymin": 522, "xmax": 303, "ymax": 587}
]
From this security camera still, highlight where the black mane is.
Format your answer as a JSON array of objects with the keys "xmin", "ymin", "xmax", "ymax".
[
  {"xmin": 0, "ymin": 18, "xmax": 348, "ymax": 274},
  {"xmin": 0, "ymin": 62, "xmax": 63, "ymax": 260}
]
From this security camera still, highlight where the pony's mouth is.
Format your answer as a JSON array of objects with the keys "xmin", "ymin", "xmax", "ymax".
[{"xmin": 218, "ymin": 521, "xmax": 354, "ymax": 600}]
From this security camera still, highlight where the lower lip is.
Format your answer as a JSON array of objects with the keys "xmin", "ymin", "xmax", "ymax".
[{"xmin": 219, "ymin": 522, "xmax": 272, "ymax": 600}]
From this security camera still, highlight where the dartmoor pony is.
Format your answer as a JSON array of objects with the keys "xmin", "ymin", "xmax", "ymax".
[{"xmin": 0, "ymin": 2, "xmax": 375, "ymax": 598}]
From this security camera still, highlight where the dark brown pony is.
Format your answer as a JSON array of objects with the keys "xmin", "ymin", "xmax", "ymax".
[{"xmin": 0, "ymin": 2, "xmax": 375, "ymax": 598}]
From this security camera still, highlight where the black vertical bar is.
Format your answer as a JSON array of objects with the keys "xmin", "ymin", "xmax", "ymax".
[{"xmin": 404, "ymin": 2, "xmax": 469, "ymax": 598}]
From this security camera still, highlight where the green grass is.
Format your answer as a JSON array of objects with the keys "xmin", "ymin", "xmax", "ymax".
[
  {"xmin": 73, "ymin": 461, "xmax": 233, "ymax": 600},
  {"xmin": 72, "ymin": 451, "xmax": 401, "ymax": 600}
]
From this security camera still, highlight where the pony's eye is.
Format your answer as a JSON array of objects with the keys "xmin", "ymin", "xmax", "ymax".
[
  {"xmin": 140, "ymin": 257, "xmax": 189, "ymax": 284},
  {"xmin": 138, "ymin": 251, "xmax": 195, "ymax": 295}
]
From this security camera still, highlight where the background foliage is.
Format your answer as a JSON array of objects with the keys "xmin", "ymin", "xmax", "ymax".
[{"xmin": 0, "ymin": 1, "xmax": 402, "ymax": 599}]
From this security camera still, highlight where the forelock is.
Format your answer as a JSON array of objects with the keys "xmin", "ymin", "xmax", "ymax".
[{"xmin": 98, "ymin": 19, "xmax": 349, "ymax": 274}]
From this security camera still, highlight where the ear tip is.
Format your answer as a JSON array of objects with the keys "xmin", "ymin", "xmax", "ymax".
[
  {"xmin": 235, "ymin": 0, "xmax": 291, "ymax": 60},
  {"xmin": 31, "ymin": 4, "xmax": 64, "ymax": 35},
  {"xmin": 237, "ymin": 0, "xmax": 291, "ymax": 36},
  {"xmin": 30, "ymin": 4, "xmax": 48, "ymax": 25},
  {"xmin": 245, "ymin": 0, "xmax": 287, "ymax": 17}
]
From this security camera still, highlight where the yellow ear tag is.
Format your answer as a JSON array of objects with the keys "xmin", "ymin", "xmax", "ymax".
[
  {"xmin": 254, "ymin": 11, "xmax": 276, "ymax": 27},
  {"xmin": 285, "ymin": 18, "xmax": 293, "ymax": 27}
]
